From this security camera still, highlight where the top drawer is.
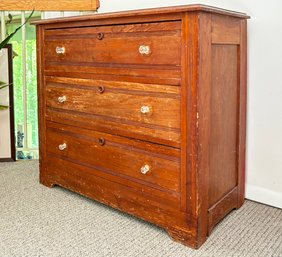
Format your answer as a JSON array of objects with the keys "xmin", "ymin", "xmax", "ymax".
[{"xmin": 44, "ymin": 21, "xmax": 181, "ymax": 66}]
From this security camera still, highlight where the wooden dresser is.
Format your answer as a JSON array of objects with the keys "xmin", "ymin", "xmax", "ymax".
[{"xmin": 34, "ymin": 5, "xmax": 249, "ymax": 248}]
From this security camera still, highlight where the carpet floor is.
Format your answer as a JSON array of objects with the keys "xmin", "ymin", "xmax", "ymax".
[{"xmin": 0, "ymin": 160, "xmax": 281, "ymax": 257}]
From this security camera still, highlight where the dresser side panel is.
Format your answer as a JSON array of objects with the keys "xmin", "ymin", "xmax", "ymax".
[
  {"xmin": 203, "ymin": 14, "xmax": 248, "ymax": 235},
  {"xmin": 208, "ymin": 14, "xmax": 247, "ymax": 212}
]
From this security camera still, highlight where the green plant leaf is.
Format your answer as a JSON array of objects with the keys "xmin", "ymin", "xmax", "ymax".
[
  {"xmin": 0, "ymin": 82, "xmax": 11, "ymax": 111},
  {"xmin": 0, "ymin": 85, "xmax": 8, "ymax": 90},
  {"xmin": 0, "ymin": 82, "xmax": 12, "ymax": 90},
  {"xmin": 0, "ymin": 10, "xmax": 34, "ymax": 50},
  {"xmin": 0, "ymin": 105, "xmax": 8, "ymax": 110}
]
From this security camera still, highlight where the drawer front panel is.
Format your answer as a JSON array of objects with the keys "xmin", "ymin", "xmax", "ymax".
[
  {"xmin": 45, "ymin": 77, "xmax": 180, "ymax": 130},
  {"xmin": 46, "ymin": 122, "xmax": 180, "ymax": 194},
  {"xmin": 46, "ymin": 156, "xmax": 181, "ymax": 209},
  {"xmin": 46, "ymin": 108, "xmax": 180, "ymax": 148},
  {"xmin": 44, "ymin": 21, "xmax": 181, "ymax": 66},
  {"xmin": 44, "ymin": 65, "xmax": 181, "ymax": 86}
]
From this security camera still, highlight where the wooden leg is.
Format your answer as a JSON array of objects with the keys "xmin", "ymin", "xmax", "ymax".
[
  {"xmin": 166, "ymin": 227, "xmax": 199, "ymax": 249},
  {"xmin": 40, "ymin": 174, "xmax": 55, "ymax": 188}
]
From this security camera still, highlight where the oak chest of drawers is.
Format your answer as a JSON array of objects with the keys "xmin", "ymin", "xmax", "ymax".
[{"xmin": 34, "ymin": 5, "xmax": 249, "ymax": 248}]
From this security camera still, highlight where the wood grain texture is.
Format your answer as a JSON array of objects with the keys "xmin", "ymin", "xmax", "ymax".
[
  {"xmin": 46, "ymin": 155, "xmax": 181, "ymax": 209},
  {"xmin": 181, "ymin": 12, "xmax": 199, "ymax": 217},
  {"xmin": 36, "ymin": 25, "xmax": 50, "ymax": 187},
  {"xmin": 45, "ymin": 76, "xmax": 181, "ymax": 147},
  {"xmin": 45, "ymin": 27, "xmax": 180, "ymax": 66},
  {"xmin": 35, "ymin": 5, "xmax": 248, "ymax": 249},
  {"xmin": 46, "ymin": 109, "xmax": 181, "ymax": 148},
  {"xmin": 45, "ymin": 155, "xmax": 198, "ymax": 231},
  {"xmin": 212, "ymin": 15, "xmax": 241, "ymax": 44},
  {"xmin": 196, "ymin": 12, "xmax": 212, "ymax": 247},
  {"xmin": 45, "ymin": 76, "xmax": 181, "ymax": 94},
  {"xmin": 179, "ymin": 12, "xmax": 190, "ymax": 212},
  {"xmin": 208, "ymin": 44, "xmax": 238, "ymax": 207},
  {"xmin": 44, "ymin": 64, "xmax": 181, "ymax": 86},
  {"xmin": 32, "ymin": 4, "xmax": 249, "ymax": 25},
  {"xmin": 44, "ymin": 21, "xmax": 181, "ymax": 37},
  {"xmin": 46, "ymin": 83, "xmax": 180, "ymax": 130},
  {"xmin": 46, "ymin": 122, "xmax": 180, "ymax": 194},
  {"xmin": 0, "ymin": 0, "xmax": 99, "ymax": 11},
  {"xmin": 208, "ymin": 187, "xmax": 238, "ymax": 234}
]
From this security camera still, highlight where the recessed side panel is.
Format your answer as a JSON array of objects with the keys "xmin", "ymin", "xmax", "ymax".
[{"xmin": 209, "ymin": 44, "xmax": 238, "ymax": 207}]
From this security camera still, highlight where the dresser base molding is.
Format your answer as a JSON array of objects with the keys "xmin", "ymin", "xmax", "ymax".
[
  {"xmin": 167, "ymin": 227, "xmax": 198, "ymax": 249},
  {"xmin": 40, "ymin": 157, "xmax": 242, "ymax": 249},
  {"xmin": 39, "ymin": 160, "xmax": 201, "ymax": 248},
  {"xmin": 207, "ymin": 187, "xmax": 239, "ymax": 235}
]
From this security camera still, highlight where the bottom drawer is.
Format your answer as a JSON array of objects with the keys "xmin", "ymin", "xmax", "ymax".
[
  {"xmin": 45, "ymin": 122, "xmax": 180, "ymax": 202},
  {"xmin": 45, "ymin": 155, "xmax": 181, "ymax": 211}
]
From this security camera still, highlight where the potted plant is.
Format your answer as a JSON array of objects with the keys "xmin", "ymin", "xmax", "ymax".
[{"xmin": 0, "ymin": 10, "xmax": 34, "ymax": 110}]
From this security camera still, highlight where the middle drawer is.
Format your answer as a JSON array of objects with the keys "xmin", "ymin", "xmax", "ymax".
[{"xmin": 45, "ymin": 76, "xmax": 181, "ymax": 147}]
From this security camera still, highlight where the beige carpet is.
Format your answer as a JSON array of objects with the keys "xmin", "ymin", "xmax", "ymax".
[{"xmin": 0, "ymin": 160, "xmax": 281, "ymax": 257}]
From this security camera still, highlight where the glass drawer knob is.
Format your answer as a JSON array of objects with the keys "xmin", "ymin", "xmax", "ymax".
[
  {"xmin": 56, "ymin": 46, "xmax": 65, "ymax": 54},
  {"xmin": 58, "ymin": 96, "xmax": 66, "ymax": 103},
  {"xmin": 140, "ymin": 106, "xmax": 150, "ymax": 114},
  {"xmin": 58, "ymin": 143, "xmax": 67, "ymax": 151},
  {"xmin": 139, "ymin": 45, "xmax": 150, "ymax": 55},
  {"xmin": 140, "ymin": 164, "xmax": 150, "ymax": 175}
]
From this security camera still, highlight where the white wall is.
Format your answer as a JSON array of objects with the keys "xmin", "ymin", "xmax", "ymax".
[{"xmin": 46, "ymin": 0, "xmax": 282, "ymax": 208}]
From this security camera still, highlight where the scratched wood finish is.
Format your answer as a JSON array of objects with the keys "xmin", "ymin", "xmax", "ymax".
[
  {"xmin": 46, "ymin": 155, "xmax": 197, "ymax": 234},
  {"xmin": 44, "ymin": 65, "xmax": 181, "ymax": 85},
  {"xmin": 46, "ymin": 76, "xmax": 181, "ymax": 94},
  {"xmin": 0, "ymin": 0, "xmax": 99, "ymax": 11},
  {"xmin": 46, "ymin": 122, "xmax": 180, "ymax": 194},
  {"xmin": 44, "ymin": 21, "xmax": 181, "ymax": 37},
  {"xmin": 46, "ymin": 81, "xmax": 180, "ymax": 129},
  {"xmin": 196, "ymin": 12, "xmax": 212, "ymax": 245},
  {"xmin": 208, "ymin": 187, "xmax": 238, "ymax": 234},
  {"xmin": 44, "ymin": 22, "xmax": 181, "ymax": 66},
  {"xmin": 45, "ymin": 76, "xmax": 181, "ymax": 147},
  {"xmin": 32, "ymin": 4, "xmax": 248, "ymax": 25},
  {"xmin": 34, "ymin": 5, "xmax": 249, "ymax": 249}
]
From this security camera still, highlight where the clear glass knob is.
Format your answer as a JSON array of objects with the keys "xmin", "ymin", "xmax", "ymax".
[
  {"xmin": 58, "ymin": 96, "xmax": 66, "ymax": 103},
  {"xmin": 140, "ymin": 106, "xmax": 150, "ymax": 114},
  {"xmin": 139, "ymin": 45, "xmax": 150, "ymax": 55},
  {"xmin": 58, "ymin": 143, "xmax": 67, "ymax": 151},
  {"xmin": 140, "ymin": 164, "xmax": 150, "ymax": 175},
  {"xmin": 56, "ymin": 46, "xmax": 65, "ymax": 54}
]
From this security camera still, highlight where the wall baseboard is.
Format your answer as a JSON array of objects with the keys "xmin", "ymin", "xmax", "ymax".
[
  {"xmin": 246, "ymin": 184, "xmax": 282, "ymax": 209},
  {"xmin": 0, "ymin": 158, "xmax": 15, "ymax": 162}
]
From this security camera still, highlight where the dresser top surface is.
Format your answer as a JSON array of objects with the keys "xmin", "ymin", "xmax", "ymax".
[{"xmin": 32, "ymin": 4, "xmax": 249, "ymax": 26}]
